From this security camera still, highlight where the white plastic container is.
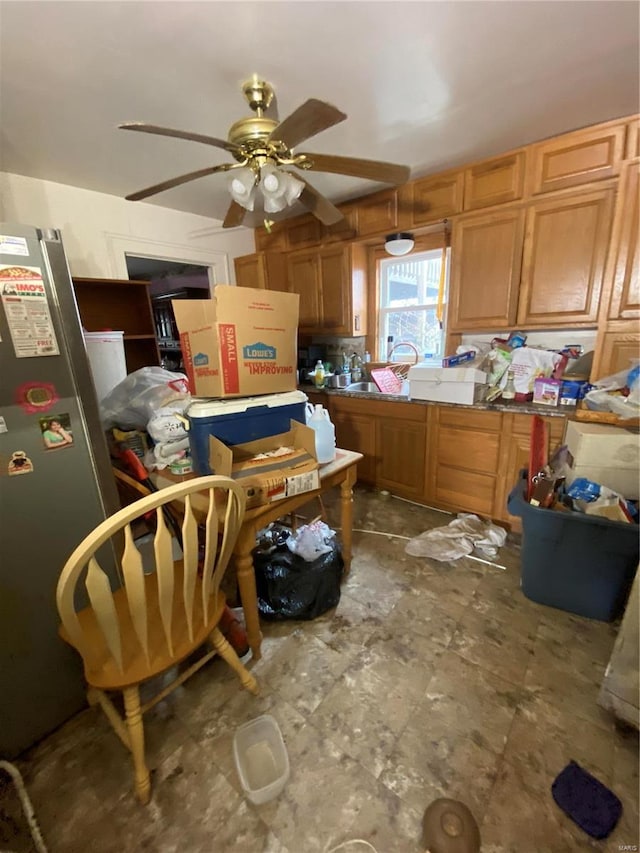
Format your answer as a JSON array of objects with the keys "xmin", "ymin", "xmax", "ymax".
[
  {"xmin": 233, "ymin": 715, "xmax": 290, "ymax": 804},
  {"xmin": 408, "ymin": 364, "xmax": 487, "ymax": 405},
  {"xmin": 83, "ymin": 331, "xmax": 127, "ymax": 402},
  {"xmin": 306, "ymin": 404, "xmax": 336, "ymax": 463}
]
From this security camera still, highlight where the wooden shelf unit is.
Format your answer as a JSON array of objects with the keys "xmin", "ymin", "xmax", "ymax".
[{"xmin": 72, "ymin": 277, "xmax": 160, "ymax": 373}]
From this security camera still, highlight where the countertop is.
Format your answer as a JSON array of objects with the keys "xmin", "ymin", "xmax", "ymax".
[{"xmin": 299, "ymin": 384, "xmax": 570, "ymax": 418}]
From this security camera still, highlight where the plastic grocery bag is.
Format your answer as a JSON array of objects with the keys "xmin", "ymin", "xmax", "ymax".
[
  {"xmin": 405, "ymin": 514, "xmax": 507, "ymax": 562},
  {"xmin": 100, "ymin": 367, "xmax": 190, "ymax": 429},
  {"xmin": 583, "ymin": 360, "xmax": 640, "ymax": 419},
  {"xmin": 286, "ymin": 521, "xmax": 335, "ymax": 562}
]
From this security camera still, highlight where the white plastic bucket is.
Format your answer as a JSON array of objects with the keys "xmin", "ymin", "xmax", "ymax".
[{"xmin": 84, "ymin": 331, "xmax": 127, "ymax": 402}]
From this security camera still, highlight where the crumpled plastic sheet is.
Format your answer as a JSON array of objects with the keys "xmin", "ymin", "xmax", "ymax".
[{"xmin": 405, "ymin": 513, "xmax": 507, "ymax": 562}]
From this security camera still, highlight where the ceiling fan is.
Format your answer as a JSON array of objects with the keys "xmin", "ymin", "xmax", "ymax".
[{"xmin": 119, "ymin": 75, "xmax": 410, "ymax": 229}]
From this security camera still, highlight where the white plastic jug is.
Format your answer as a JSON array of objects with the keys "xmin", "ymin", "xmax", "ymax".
[{"xmin": 307, "ymin": 404, "xmax": 336, "ymax": 464}]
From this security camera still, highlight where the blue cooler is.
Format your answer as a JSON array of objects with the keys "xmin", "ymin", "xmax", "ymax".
[{"xmin": 187, "ymin": 391, "xmax": 308, "ymax": 474}]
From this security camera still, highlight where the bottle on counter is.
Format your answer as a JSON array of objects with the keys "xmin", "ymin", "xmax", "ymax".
[
  {"xmin": 313, "ymin": 359, "xmax": 325, "ymax": 389},
  {"xmin": 308, "ymin": 404, "xmax": 336, "ymax": 463},
  {"xmin": 502, "ymin": 369, "xmax": 517, "ymax": 401},
  {"xmin": 363, "ymin": 351, "xmax": 371, "ymax": 363}
]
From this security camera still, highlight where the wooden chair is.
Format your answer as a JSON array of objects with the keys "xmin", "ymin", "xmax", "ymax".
[{"xmin": 56, "ymin": 475, "xmax": 258, "ymax": 805}]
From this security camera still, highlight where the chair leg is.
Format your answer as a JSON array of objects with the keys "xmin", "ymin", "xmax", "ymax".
[
  {"xmin": 123, "ymin": 686, "xmax": 151, "ymax": 805},
  {"xmin": 210, "ymin": 627, "xmax": 259, "ymax": 695}
]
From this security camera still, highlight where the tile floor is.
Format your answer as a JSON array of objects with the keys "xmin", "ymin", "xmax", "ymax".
[{"xmin": 1, "ymin": 487, "xmax": 638, "ymax": 853}]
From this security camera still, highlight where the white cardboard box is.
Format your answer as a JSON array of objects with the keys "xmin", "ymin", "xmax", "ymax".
[
  {"xmin": 564, "ymin": 420, "xmax": 640, "ymax": 499},
  {"xmin": 408, "ymin": 364, "xmax": 488, "ymax": 405}
]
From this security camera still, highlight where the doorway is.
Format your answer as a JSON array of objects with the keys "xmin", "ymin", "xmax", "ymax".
[{"xmin": 126, "ymin": 255, "xmax": 211, "ymax": 373}]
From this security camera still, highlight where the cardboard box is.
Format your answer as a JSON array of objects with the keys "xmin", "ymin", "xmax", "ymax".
[
  {"xmin": 408, "ymin": 364, "xmax": 488, "ymax": 405},
  {"xmin": 208, "ymin": 420, "xmax": 320, "ymax": 508},
  {"xmin": 564, "ymin": 420, "xmax": 640, "ymax": 499},
  {"xmin": 172, "ymin": 286, "xmax": 299, "ymax": 398}
]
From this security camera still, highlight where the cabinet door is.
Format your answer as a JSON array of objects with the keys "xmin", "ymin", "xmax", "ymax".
[
  {"xmin": 406, "ymin": 171, "xmax": 464, "ymax": 225},
  {"xmin": 529, "ymin": 123, "xmax": 626, "ymax": 195},
  {"xmin": 286, "ymin": 251, "xmax": 321, "ymax": 330},
  {"xmin": 255, "ymin": 222, "xmax": 288, "ymax": 252},
  {"xmin": 376, "ymin": 419, "xmax": 426, "ymax": 500},
  {"xmin": 626, "ymin": 117, "xmax": 640, "ymax": 160},
  {"xmin": 322, "ymin": 205, "xmax": 358, "ymax": 243},
  {"xmin": 464, "ymin": 152, "xmax": 525, "ymax": 211},
  {"xmin": 496, "ymin": 413, "xmax": 566, "ymax": 530},
  {"xmin": 286, "ymin": 215, "xmax": 322, "ymax": 250},
  {"xmin": 427, "ymin": 407, "xmax": 502, "ymax": 516},
  {"xmin": 356, "ymin": 189, "xmax": 398, "ymax": 236},
  {"xmin": 607, "ymin": 161, "xmax": 640, "ymax": 320},
  {"xmin": 319, "ymin": 245, "xmax": 351, "ymax": 334},
  {"xmin": 594, "ymin": 332, "xmax": 640, "ymax": 380},
  {"xmin": 234, "ymin": 254, "xmax": 266, "ymax": 289},
  {"xmin": 331, "ymin": 409, "xmax": 377, "ymax": 483},
  {"xmin": 518, "ymin": 189, "xmax": 614, "ymax": 326},
  {"xmin": 449, "ymin": 209, "xmax": 524, "ymax": 331}
]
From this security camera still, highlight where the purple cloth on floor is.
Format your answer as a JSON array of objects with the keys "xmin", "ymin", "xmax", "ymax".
[{"xmin": 552, "ymin": 760, "xmax": 622, "ymax": 839}]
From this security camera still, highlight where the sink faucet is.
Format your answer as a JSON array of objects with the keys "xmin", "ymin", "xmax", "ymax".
[{"xmin": 387, "ymin": 341, "xmax": 420, "ymax": 364}]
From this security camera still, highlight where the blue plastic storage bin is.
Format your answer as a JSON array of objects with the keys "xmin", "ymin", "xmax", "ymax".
[
  {"xmin": 187, "ymin": 391, "xmax": 308, "ymax": 475},
  {"xmin": 508, "ymin": 470, "xmax": 638, "ymax": 622}
]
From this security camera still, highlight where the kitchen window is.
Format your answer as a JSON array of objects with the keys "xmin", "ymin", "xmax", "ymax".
[{"xmin": 378, "ymin": 247, "xmax": 450, "ymax": 360}]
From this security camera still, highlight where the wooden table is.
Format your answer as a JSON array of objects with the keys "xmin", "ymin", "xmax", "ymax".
[{"xmin": 153, "ymin": 449, "xmax": 362, "ymax": 660}]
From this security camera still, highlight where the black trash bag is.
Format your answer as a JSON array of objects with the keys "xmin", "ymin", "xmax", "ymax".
[{"xmin": 253, "ymin": 528, "xmax": 343, "ymax": 621}]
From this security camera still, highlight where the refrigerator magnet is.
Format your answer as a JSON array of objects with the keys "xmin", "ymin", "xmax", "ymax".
[
  {"xmin": 0, "ymin": 416, "xmax": 7, "ymax": 434},
  {"xmin": 39, "ymin": 413, "xmax": 74, "ymax": 451},
  {"xmin": 8, "ymin": 450, "xmax": 34, "ymax": 476},
  {"xmin": 15, "ymin": 381, "xmax": 59, "ymax": 414},
  {"xmin": 0, "ymin": 265, "xmax": 60, "ymax": 357}
]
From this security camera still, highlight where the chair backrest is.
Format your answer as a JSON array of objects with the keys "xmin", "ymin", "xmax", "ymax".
[{"xmin": 56, "ymin": 475, "xmax": 246, "ymax": 676}]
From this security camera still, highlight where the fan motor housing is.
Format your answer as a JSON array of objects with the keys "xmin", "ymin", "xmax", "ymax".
[{"xmin": 228, "ymin": 116, "xmax": 279, "ymax": 149}]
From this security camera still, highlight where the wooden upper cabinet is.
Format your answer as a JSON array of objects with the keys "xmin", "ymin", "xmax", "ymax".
[
  {"xmin": 286, "ymin": 215, "xmax": 322, "ymax": 250},
  {"xmin": 403, "ymin": 170, "xmax": 464, "ymax": 226},
  {"xmin": 234, "ymin": 252, "xmax": 286, "ymax": 291},
  {"xmin": 518, "ymin": 189, "xmax": 614, "ymax": 326},
  {"xmin": 286, "ymin": 250, "xmax": 320, "ymax": 330},
  {"xmin": 254, "ymin": 221, "xmax": 288, "ymax": 252},
  {"xmin": 356, "ymin": 189, "xmax": 398, "ymax": 236},
  {"xmin": 626, "ymin": 117, "xmax": 640, "ymax": 160},
  {"xmin": 529, "ymin": 123, "xmax": 626, "ymax": 195},
  {"xmin": 463, "ymin": 152, "xmax": 525, "ymax": 211},
  {"xmin": 318, "ymin": 244, "xmax": 367, "ymax": 336},
  {"xmin": 448, "ymin": 209, "xmax": 525, "ymax": 331},
  {"xmin": 594, "ymin": 332, "xmax": 640, "ymax": 380},
  {"xmin": 322, "ymin": 205, "xmax": 358, "ymax": 243},
  {"xmin": 605, "ymin": 160, "xmax": 640, "ymax": 321}
]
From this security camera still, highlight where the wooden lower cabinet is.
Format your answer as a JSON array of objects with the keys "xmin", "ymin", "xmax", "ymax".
[
  {"xmin": 425, "ymin": 407, "xmax": 502, "ymax": 516},
  {"xmin": 328, "ymin": 396, "xmax": 426, "ymax": 498},
  {"xmin": 495, "ymin": 412, "xmax": 567, "ymax": 531}
]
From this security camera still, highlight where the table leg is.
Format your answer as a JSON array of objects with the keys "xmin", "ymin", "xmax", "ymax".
[
  {"xmin": 234, "ymin": 528, "xmax": 262, "ymax": 660},
  {"xmin": 340, "ymin": 466, "xmax": 357, "ymax": 574}
]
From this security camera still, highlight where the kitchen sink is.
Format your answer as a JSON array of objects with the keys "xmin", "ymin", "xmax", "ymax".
[{"xmin": 345, "ymin": 381, "xmax": 380, "ymax": 393}]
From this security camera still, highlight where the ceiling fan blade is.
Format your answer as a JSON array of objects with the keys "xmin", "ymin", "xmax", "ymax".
[
  {"xmin": 293, "ymin": 176, "xmax": 344, "ymax": 226},
  {"xmin": 269, "ymin": 99, "xmax": 346, "ymax": 149},
  {"xmin": 299, "ymin": 152, "xmax": 410, "ymax": 185},
  {"xmin": 223, "ymin": 200, "xmax": 247, "ymax": 228},
  {"xmin": 125, "ymin": 163, "xmax": 238, "ymax": 201},
  {"xmin": 119, "ymin": 122, "xmax": 239, "ymax": 153}
]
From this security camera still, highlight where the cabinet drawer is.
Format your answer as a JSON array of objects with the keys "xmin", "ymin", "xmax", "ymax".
[
  {"xmin": 510, "ymin": 413, "xmax": 566, "ymax": 441},
  {"xmin": 434, "ymin": 466, "xmax": 497, "ymax": 516},
  {"xmin": 437, "ymin": 426, "xmax": 501, "ymax": 474},
  {"xmin": 438, "ymin": 406, "xmax": 502, "ymax": 432},
  {"xmin": 406, "ymin": 171, "xmax": 464, "ymax": 225},
  {"xmin": 529, "ymin": 124, "xmax": 626, "ymax": 195},
  {"xmin": 464, "ymin": 152, "xmax": 525, "ymax": 211}
]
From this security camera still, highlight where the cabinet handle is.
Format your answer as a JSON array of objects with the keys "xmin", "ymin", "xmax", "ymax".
[{"xmin": 354, "ymin": 315, "xmax": 360, "ymax": 331}]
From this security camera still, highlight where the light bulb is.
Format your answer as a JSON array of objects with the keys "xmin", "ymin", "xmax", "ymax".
[{"xmin": 263, "ymin": 173, "xmax": 280, "ymax": 193}]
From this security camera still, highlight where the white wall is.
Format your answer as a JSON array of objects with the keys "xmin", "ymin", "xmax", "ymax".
[{"xmin": 0, "ymin": 172, "xmax": 255, "ymax": 282}]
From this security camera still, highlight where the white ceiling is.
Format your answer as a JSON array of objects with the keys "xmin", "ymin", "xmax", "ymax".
[{"xmin": 1, "ymin": 1, "xmax": 638, "ymax": 228}]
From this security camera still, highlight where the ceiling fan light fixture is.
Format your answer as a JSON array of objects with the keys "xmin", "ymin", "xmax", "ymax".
[
  {"xmin": 385, "ymin": 232, "xmax": 415, "ymax": 256},
  {"xmin": 229, "ymin": 167, "xmax": 257, "ymax": 210},
  {"xmin": 259, "ymin": 164, "xmax": 304, "ymax": 213}
]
